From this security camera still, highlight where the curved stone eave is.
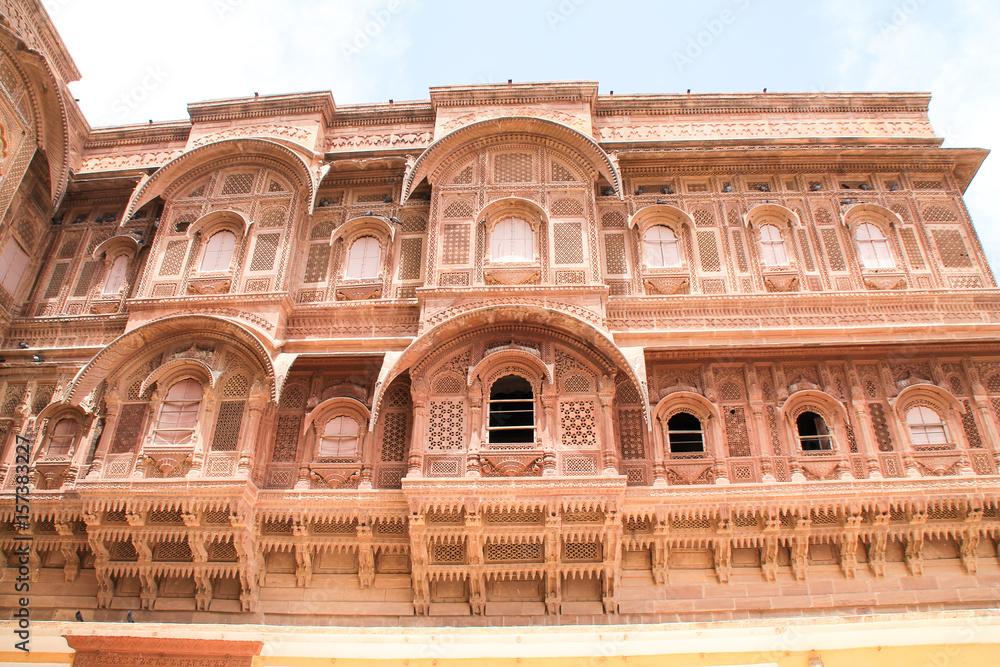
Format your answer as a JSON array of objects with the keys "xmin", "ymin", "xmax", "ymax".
[
  {"xmin": 0, "ymin": 26, "xmax": 72, "ymax": 210},
  {"xmin": 119, "ymin": 137, "xmax": 318, "ymax": 224},
  {"xmin": 66, "ymin": 314, "xmax": 279, "ymax": 405},
  {"xmin": 400, "ymin": 116, "xmax": 623, "ymax": 203},
  {"xmin": 369, "ymin": 303, "xmax": 650, "ymax": 431}
]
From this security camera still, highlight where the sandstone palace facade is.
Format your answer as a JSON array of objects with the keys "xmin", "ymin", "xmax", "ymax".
[{"xmin": 0, "ymin": 2, "xmax": 998, "ymax": 665}]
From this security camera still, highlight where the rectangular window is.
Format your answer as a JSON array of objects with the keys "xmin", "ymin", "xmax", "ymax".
[{"xmin": 0, "ymin": 239, "xmax": 29, "ymax": 295}]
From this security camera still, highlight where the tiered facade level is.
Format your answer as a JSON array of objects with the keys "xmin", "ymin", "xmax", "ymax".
[{"xmin": 0, "ymin": 2, "xmax": 999, "ymax": 664}]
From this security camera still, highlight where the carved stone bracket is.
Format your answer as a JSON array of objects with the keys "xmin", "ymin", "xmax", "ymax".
[{"xmin": 483, "ymin": 265, "xmax": 542, "ymax": 285}]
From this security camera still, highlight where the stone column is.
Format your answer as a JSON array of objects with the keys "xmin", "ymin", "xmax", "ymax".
[
  {"xmin": 845, "ymin": 361, "xmax": 883, "ymax": 478},
  {"xmin": 237, "ymin": 382, "xmax": 267, "ymax": 477},
  {"xmin": 962, "ymin": 357, "xmax": 998, "ymax": 471},
  {"xmin": 597, "ymin": 376, "xmax": 618, "ymax": 475},
  {"xmin": 651, "ymin": 414, "xmax": 667, "ymax": 486},
  {"xmin": 540, "ymin": 389, "xmax": 557, "ymax": 476},
  {"xmin": 466, "ymin": 379, "xmax": 482, "ymax": 477},
  {"xmin": 87, "ymin": 397, "xmax": 121, "ymax": 479},
  {"xmin": 407, "ymin": 379, "xmax": 428, "ymax": 477}
]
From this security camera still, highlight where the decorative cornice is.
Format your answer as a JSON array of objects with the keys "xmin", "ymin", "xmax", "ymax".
[
  {"xmin": 429, "ymin": 81, "xmax": 599, "ymax": 108},
  {"xmin": 594, "ymin": 91, "xmax": 933, "ymax": 116},
  {"xmin": 187, "ymin": 91, "xmax": 336, "ymax": 125}
]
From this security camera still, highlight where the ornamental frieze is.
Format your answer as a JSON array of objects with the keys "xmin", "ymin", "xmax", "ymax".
[
  {"xmin": 190, "ymin": 124, "xmax": 314, "ymax": 149},
  {"xmin": 595, "ymin": 118, "xmax": 936, "ymax": 142}
]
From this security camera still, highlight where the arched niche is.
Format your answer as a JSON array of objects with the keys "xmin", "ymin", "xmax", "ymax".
[
  {"xmin": 92, "ymin": 234, "xmax": 140, "ymax": 261},
  {"xmin": 139, "ymin": 358, "xmax": 217, "ymax": 398},
  {"xmin": 187, "ymin": 210, "xmax": 251, "ymax": 239},
  {"xmin": 628, "ymin": 204, "xmax": 695, "ymax": 232},
  {"xmin": 744, "ymin": 203, "xmax": 801, "ymax": 229},
  {"xmin": 330, "ymin": 215, "xmax": 396, "ymax": 245},
  {"xmin": 842, "ymin": 203, "xmax": 904, "ymax": 234},
  {"xmin": 479, "ymin": 197, "xmax": 548, "ymax": 231}
]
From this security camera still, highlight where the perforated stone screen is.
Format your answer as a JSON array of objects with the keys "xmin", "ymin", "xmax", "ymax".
[
  {"xmin": 250, "ymin": 233, "xmax": 280, "ymax": 272},
  {"xmin": 494, "ymin": 153, "xmax": 532, "ymax": 183}
]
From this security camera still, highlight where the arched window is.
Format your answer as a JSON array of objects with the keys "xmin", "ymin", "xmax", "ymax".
[
  {"xmin": 103, "ymin": 256, "xmax": 129, "ymax": 295},
  {"xmin": 906, "ymin": 406, "xmax": 949, "ymax": 446},
  {"xmin": 644, "ymin": 226, "xmax": 681, "ymax": 268},
  {"xmin": 855, "ymin": 223, "xmax": 894, "ymax": 268},
  {"xmin": 318, "ymin": 416, "xmax": 360, "ymax": 457},
  {"xmin": 667, "ymin": 412, "xmax": 703, "ymax": 453},
  {"xmin": 199, "ymin": 231, "xmax": 237, "ymax": 272},
  {"xmin": 490, "ymin": 218, "xmax": 534, "ymax": 262},
  {"xmin": 152, "ymin": 379, "xmax": 203, "ymax": 445},
  {"xmin": 344, "ymin": 236, "xmax": 381, "ymax": 279},
  {"xmin": 797, "ymin": 411, "xmax": 833, "ymax": 450},
  {"xmin": 488, "ymin": 375, "xmax": 535, "ymax": 444},
  {"xmin": 47, "ymin": 418, "xmax": 77, "ymax": 457},
  {"xmin": 759, "ymin": 224, "xmax": 788, "ymax": 266}
]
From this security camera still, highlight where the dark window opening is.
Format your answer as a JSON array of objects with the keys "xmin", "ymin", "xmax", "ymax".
[
  {"xmin": 667, "ymin": 412, "xmax": 703, "ymax": 453},
  {"xmin": 797, "ymin": 411, "xmax": 833, "ymax": 450},
  {"xmin": 488, "ymin": 375, "xmax": 535, "ymax": 445}
]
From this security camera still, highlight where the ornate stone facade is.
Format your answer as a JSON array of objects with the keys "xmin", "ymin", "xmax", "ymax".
[{"xmin": 0, "ymin": 2, "xmax": 998, "ymax": 664}]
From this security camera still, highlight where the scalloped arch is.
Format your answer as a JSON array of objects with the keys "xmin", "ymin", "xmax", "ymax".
[{"xmin": 402, "ymin": 116, "xmax": 622, "ymax": 202}]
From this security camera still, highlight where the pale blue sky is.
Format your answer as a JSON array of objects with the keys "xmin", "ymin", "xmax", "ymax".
[{"xmin": 46, "ymin": 0, "xmax": 1000, "ymax": 271}]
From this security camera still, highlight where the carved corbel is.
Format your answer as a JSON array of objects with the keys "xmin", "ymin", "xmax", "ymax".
[
  {"xmin": 60, "ymin": 545, "xmax": 80, "ymax": 583},
  {"xmin": 194, "ymin": 571, "xmax": 213, "ymax": 611},
  {"xmin": 139, "ymin": 571, "xmax": 157, "ymax": 610},
  {"xmin": 651, "ymin": 520, "xmax": 669, "ymax": 584}
]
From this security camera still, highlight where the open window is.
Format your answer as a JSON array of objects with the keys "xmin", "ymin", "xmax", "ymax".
[
  {"xmin": 344, "ymin": 236, "xmax": 381, "ymax": 279},
  {"xmin": 490, "ymin": 218, "xmax": 534, "ymax": 262},
  {"xmin": 487, "ymin": 375, "xmax": 535, "ymax": 445},
  {"xmin": 797, "ymin": 411, "xmax": 833, "ymax": 450},
  {"xmin": 152, "ymin": 379, "xmax": 203, "ymax": 445},
  {"xmin": 47, "ymin": 418, "xmax": 78, "ymax": 457},
  {"xmin": 199, "ymin": 230, "xmax": 237, "ymax": 272},
  {"xmin": 667, "ymin": 412, "xmax": 704, "ymax": 453},
  {"xmin": 855, "ymin": 222, "xmax": 894, "ymax": 268},
  {"xmin": 906, "ymin": 406, "xmax": 949, "ymax": 446},
  {"xmin": 644, "ymin": 225, "xmax": 681, "ymax": 268},
  {"xmin": 318, "ymin": 415, "xmax": 360, "ymax": 457},
  {"xmin": 103, "ymin": 255, "xmax": 129, "ymax": 295},
  {"xmin": 0, "ymin": 239, "xmax": 29, "ymax": 295},
  {"xmin": 759, "ymin": 224, "xmax": 788, "ymax": 266}
]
